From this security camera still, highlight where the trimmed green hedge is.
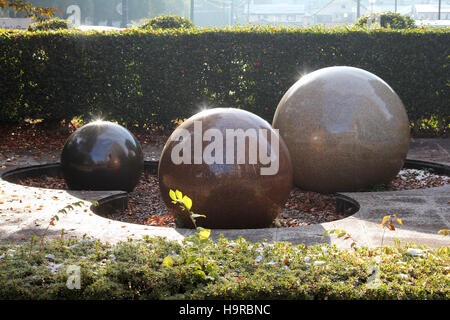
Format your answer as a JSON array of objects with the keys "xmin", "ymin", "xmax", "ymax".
[
  {"xmin": 0, "ymin": 236, "xmax": 448, "ymax": 299},
  {"xmin": 0, "ymin": 26, "xmax": 448, "ymax": 133}
]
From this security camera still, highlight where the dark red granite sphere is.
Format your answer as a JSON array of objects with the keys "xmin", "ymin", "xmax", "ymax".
[{"xmin": 158, "ymin": 108, "xmax": 293, "ymax": 229}]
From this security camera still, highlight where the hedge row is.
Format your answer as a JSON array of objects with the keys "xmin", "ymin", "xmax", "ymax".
[{"xmin": 0, "ymin": 26, "xmax": 448, "ymax": 132}]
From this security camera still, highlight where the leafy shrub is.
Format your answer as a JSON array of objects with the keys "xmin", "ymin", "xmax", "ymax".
[
  {"xmin": 0, "ymin": 26, "xmax": 448, "ymax": 135},
  {"xmin": 27, "ymin": 18, "xmax": 73, "ymax": 32},
  {"xmin": 139, "ymin": 14, "xmax": 193, "ymax": 30},
  {"xmin": 356, "ymin": 12, "xmax": 416, "ymax": 29}
]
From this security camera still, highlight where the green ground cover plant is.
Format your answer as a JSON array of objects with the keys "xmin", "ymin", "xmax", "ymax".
[
  {"xmin": 0, "ymin": 235, "xmax": 448, "ymax": 300},
  {"xmin": 0, "ymin": 192, "xmax": 448, "ymax": 300}
]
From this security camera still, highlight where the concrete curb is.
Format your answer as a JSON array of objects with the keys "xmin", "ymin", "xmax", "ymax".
[{"xmin": 0, "ymin": 139, "xmax": 449, "ymax": 249}]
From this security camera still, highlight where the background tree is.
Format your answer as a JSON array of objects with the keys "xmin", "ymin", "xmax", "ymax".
[
  {"xmin": 91, "ymin": 0, "xmax": 119, "ymax": 25},
  {"xmin": 127, "ymin": 0, "xmax": 151, "ymax": 21},
  {"xmin": 0, "ymin": 0, "xmax": 58, "ymax": 20},
  {"xmin": 129, "ymin": 0, "xmax": 186, "ymax": 21},
  {"xmin": 148, "ymin": 0, "xmax": 186, "ymax": 17},
  {"xmin": 139, "ymin": 14, "xmax": 193, "ymax": 29},
  {"xmin": 356, "ymin": 11, "xmax": 416, "ymax": 29},
  {"xmin": 2, "ymin": 0, "xmax": 188, "ymax": 25}
]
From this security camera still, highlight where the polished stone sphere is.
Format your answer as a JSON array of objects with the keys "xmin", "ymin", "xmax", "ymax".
[
  {"xmin": 61, "ymin": 121, "xmax": 143, "ymax": 192},
  {"xmin": 272, "ymin": 66, "xmax": 410, "ymax": 193},
  {"xmin": 158, "ymin": 108, "xmax": 293, "ymax": 229}
]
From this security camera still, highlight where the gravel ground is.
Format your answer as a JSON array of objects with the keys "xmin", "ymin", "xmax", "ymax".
[{"xmin": 13, "ymin": 168, "xmax": 449, "ymax": 228}]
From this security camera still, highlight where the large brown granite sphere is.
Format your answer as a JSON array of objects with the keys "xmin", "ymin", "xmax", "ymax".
[
  {"xmin": 158, "ymin": 108, "xmax": 293, "ymax": 229},
  {"xmin": 272, "ymin": 66, "xmax": 410, "ymax": 193},
  {"xmin": 61, "ymin": 121, "xmax": 143, "ymax": 192}
]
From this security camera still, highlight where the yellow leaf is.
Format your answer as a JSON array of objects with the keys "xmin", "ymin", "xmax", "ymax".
[
  {"xmin": 162, "ymin": 256, "xmax": 173, "ymax": 267},
  {"xmin": 182, "ymin": 195, "xmax": 192, "ymax": 210},
  {"xmin": 169, "ymin": 189, "xmax": 176, "ymax": 201},
  {"xmin": 380, "ymin": 215, "xmax": 390, "ymax": 227},
  {"xmin": 396, "ymin": 218, "xmax": 403, "ymax": 225},
  {"xmin": 175, "ymin": 190, "xmax": 183, "ymax": 201},
  {"xmin": 199, "ymin": 228, "xmax": 211, "ymax": 240}
]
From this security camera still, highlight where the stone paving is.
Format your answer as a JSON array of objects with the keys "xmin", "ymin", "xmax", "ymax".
[
  {"xmin": 0, "ymin": 138, "xmax": 449, "ymax": 248},
  {"xmin": 408, "ymin": 137, "xmax": 450, "ymax": 166}
]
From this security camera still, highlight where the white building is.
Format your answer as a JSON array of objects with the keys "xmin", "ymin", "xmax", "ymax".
[
  {"xmin": 412, "ymin": 4, "xmax": 450, "ymax": 20},
  {"xmin": 195, "ymin": 0, "xmax": 450, "ymax": 27},
  {"xmin": 245, "ymin": 3, "xmax": 308, "ymax": 25},
  {"xmin": 313, "ymin": 0, "xmax": 367, "ymax": 24},
  {"xmin": 313, "ymin": 0, "xmax": 415, "ymax": 25},
  {"xmin": 240, "ymin": 0, "xmax": 330, "ymax": 26}
]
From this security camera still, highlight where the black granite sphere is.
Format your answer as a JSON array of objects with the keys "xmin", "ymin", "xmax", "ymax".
[{"xmin": 61, "ymin": 121, "xmax": 143, "ymax": 192}]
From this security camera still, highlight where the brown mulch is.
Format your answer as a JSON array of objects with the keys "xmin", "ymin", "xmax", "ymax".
[
  {"xmin": 0, "ymin": 122, "xmax": 169, "ymax": 158},
  {"xmin": 4, "ymin": 122, "xmax": 449, "ymax": 228},
  {"xmin": 0, "ymin": 123, "xmax": 70, "ymax": 156},
  {"xmin": 14, "ymin": 168, "xmax": 449, "ymax": 228},
  {"xmin": 1, "ymin": 122, "xmax": 443, "ymax": 157}
]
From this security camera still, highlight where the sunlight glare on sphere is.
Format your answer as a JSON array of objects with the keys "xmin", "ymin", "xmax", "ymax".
[
  {"xmin": 158, "ymin": 108, "xmax": 293, "ymax": 229},
  {"xmin": 272, "ymin": 66, "xmax": 410, "ymax": 193},
  {"xmin": 61, "ymin": 121, "xmax": 143, "ymax": 192}
]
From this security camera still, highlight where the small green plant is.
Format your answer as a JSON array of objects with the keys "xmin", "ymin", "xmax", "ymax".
[
  {"xmin": 163, "ymin": 190, "xmax": 217, "ymax": 281},
  {"xmin": 380, "ymin": 214, "xmax": 403, "ymax": 231},
  {"xmin": 139, "ymin": 14, "xmax": 193, "ymax": 30},
  {"xmin": 322, "ymin": 229, "xmax": 358, "ymax": 249},
  {"xmin": 40, "ymin": 200, "xmax": 95, "ymax": 245},
  {"xmin": 56, "ymin": 200, "xmax": 86, "ymax": 215},
  {"xmin": 169, "ymin": 189, "xmax": 205, "ymax": 227},
  {"xmin": 379, "ymin": 214, "xmax": 403, "ymax": 246},
  {"xmin": 437, "ymin": 230, "xmax": 449, "ymax": 255},
  {"xmin": 324, "ymin": 214, "xmax": 404, "ymax": 248}
]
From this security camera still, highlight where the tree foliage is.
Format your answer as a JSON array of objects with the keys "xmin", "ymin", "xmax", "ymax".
[
  {"xmin": 0, "ymin": 0, "xmax": 58, "ymax": 21},
  {"xmin": 3, "ymin": 1, "xmax": 187, "ymax": 23},
  {"xmin": 356, "ymin": 11, "xmax": 416, "ymax": 29}
]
